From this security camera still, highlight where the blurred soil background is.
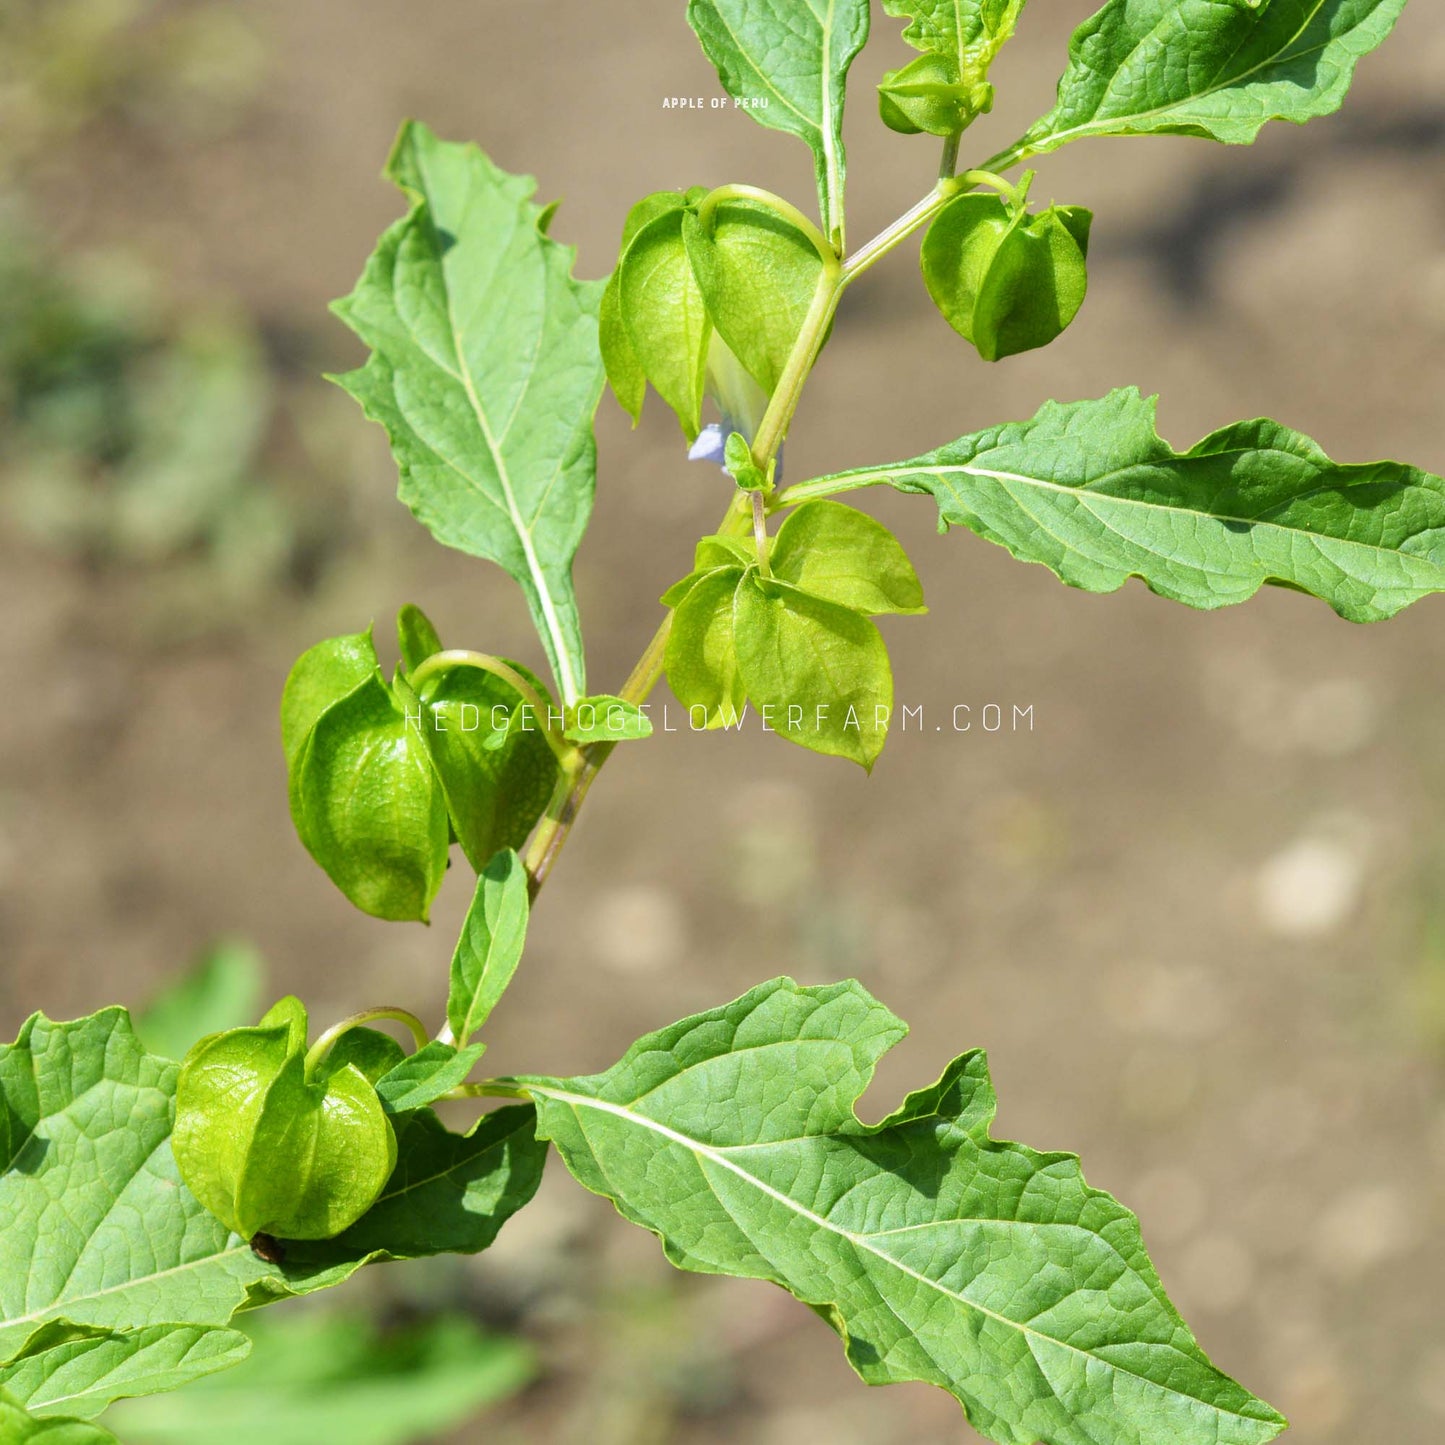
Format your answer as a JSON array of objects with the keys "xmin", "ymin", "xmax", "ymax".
[{"xmin": 3, "ymin": 1, "xmax": 1445, "ymax": 1441}]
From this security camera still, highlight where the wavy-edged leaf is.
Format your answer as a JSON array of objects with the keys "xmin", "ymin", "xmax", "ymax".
[
  {"xmin": 685, "ymin": 0, "xmax": 870, "ymax": 250},
  {"xmin": 1017, "ymin": 0, "xmax": 1408, "ymax": 155},
  {"xmin": 331, "ymin": 120, "xmax": 604, "ymax": 706},
  {"xmin": 0, "ymin": 1011, "xmax": 546, "ymax": 1351},
  {"xmin": 292, "ymin": 1104, "xmax": 545, "ymax": 1264},
  {"xmin": 0, "ymin": 1321, "xmax": 249, "ymax": 1420},
  {"xmin": 522, "ymin": 977, "xmax": 1285, "ymax": 1445},
  {"xmin": 784, "ymin": 388, "xmax": 1445, "ymax": 622},
  {"xmin": 885, "ymin": 0, "xmax": 1026, "ymax": 65}
]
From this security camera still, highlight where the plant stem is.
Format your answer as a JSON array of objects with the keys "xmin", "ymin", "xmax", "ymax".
[
  {"xmin": 448, "ymin": 1079, "xmax": 533, "ymax": 1102},
  {"xmin": 304, "ymin": 1007, "xmax": 430, "ymax": 1079},
  {"xmin": 749, "ymin": 266, "xmax": 845, "ymax": 468},
  {"xmin": 519, "ymin": 492, "xmax": 753, "ymax": 899},
  {"xmin": 517, "ymin": 140, "xmax": 1030, "ymax": 899},
  {"xmin": 751, "ymin": 490, "xmax": 772, "ymax": 574},
  {"xmin": 840, "ymin": 145, "xmax": 1024, "ymax": 285},
  {"xmin": 939, "ymin": 133, "xmax": 961, "ymax": 181}
]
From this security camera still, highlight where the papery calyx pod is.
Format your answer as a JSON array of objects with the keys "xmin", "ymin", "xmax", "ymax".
[
  {"xmin": 282, "ymin": 627, "xmax": 449, "ymax": 923},
  {"xmin": 879, "ymin": 0, "xmax": 1024, "ymax": 138},
  {"xmin": 878, "ymin": 54, "xmax": 992, "ymax": 137},
  {"xmin": 600, "ymin": 187, "xmax": 713, "ymax": 439},
  {"xmin": 921, "ymin": 188, "xmax": 1092, "ymax": 361},
  {"xmin": 606, "ymin": 183, "xmax": 827, "ymax": 456},
  {"xmin": 173, "ymin": 996, "xmax": 398, "ymax": 1243}
]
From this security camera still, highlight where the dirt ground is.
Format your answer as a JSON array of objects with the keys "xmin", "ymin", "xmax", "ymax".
[{"xmin": 4, "ymin": 2, "xmax": 1445, "ymax": 1441}]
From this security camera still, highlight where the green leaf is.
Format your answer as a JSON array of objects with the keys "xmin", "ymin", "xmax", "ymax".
[
  {"xmin": 734, "ymin": 573, "xmax": 893, "ymax": 769},
  {"xmin": 395, "ymin": 604, "xmax": 443, "ymax": 676},
  {"xmin": 331, "ymin": 120, "xmax": 604, "ymax": 707},
  {"xmin": 0, "ymin": 1322, "xmax": 249, "ymax": 1420},
  {"xmin": 722, "ymin": 431, "xmax": 769, "ymax": 493},
  {"xmin": 174, "ymin": 999, "xmax": 398, "ymax": 1242},
  {"xmin": 289, "ymin": 671, "xmax": 449, "ymax": 922},
  {"xmin": 771, "ymin": 501, "xmax": 926, "ymax": 616},
  {"xmin": 686, "ymin": 0, "xmax": 870, "ymax": 250},
  {"xmin": 297, "ymin": 1104, "xmax": 545, "ymax": 1262},
  {"xmin": 0, "ymin": 1011, "xmax": 543, "ymax": 1350},
  {"xmin": 374, "ymin": 1042, "xmax": 488, "ymax": 1114},
  {"xmin": 921, "ymin": 193, "xmax": 1092, "ymax": 361},
  {"xmin": 878, "ymin": 0, "xmax": 1025, "ymax": 136},
  {"xmin": 785, "ymin": 388, "xmax": 1445, "ymax": 622},
  {"xmin": 447, "ymin": 850, "xmax": 530, "ymax": 1046},
  {"xmin": 0, "ymin": 1011, "xmax": 351, "ymax": 1353},
  {"xmin": 563, "ymin": 695, "xmax": 653, "ymax": 743},
  {"xmin": 663, "ymin": 566, "xmax": 748, "ymax": 729},
  {"xmin": 0, "ymin": 1389, "xmax": 118, "ymax": 1444},
  {"xmin": 279, "ymin": 629, "xmax": 379, "ymax": 770},
  {"xmin": 135, "ymin": 941, "xmax": 264, "ymax": 1063},
  {"xmin": 694, "ymin": 533, "xmax": 756, "ymax": 571},
  {"xmin": 618, "ymin": 206, "xmax": 711, "ymax": 441},
  {"xmin": 1017, "ymin": 0, "xmax": 1408, "ymax": 155},
  {"xmin": 107, "ymin": 1311, "xmax": 534, "ymax": 1445},
  {"xmin": 522, "ymin": 977, "xmax": 1286, "ymax": 1445},
  {"xmin": 683, "ymin": 197, "xmax": 827, "ymax": 396},
  {"xmin": 410, "ymin": 658, "xmax": 559, "ymax": 873}
]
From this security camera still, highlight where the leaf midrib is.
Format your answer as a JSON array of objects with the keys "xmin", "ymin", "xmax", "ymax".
[
  {"xmin": 1, "ymin": 1249, "xmax": 252, "ymax": 1339},
  {"xmin": 426, "ymin": 220, "xmax": 581, "ymax": 706},
  {"xmin": 16, "ymin": 1329, "xmax": 240, "ymax": 1413},
  {"xmin": 845, "ymin": 457, "xmax": 1445, "ymax": 578},
  {"xmin": 1031, "ymin": 0, "xmax": 1351, "ymax": 149},
  {"xmin": 531, "ymin": 1083, "xmax": 1263, "ymax": 1422},
  {"xmin": 702, "ymin": 0, "xmax": 846, "ymax": 238}
]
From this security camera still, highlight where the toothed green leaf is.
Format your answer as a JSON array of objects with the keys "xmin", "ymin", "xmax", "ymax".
[
  {"xmin": 0, "ymin": 1322, "xmax": 249, "ymax": 1421},
  {"xmin": 523, "ymin": 977, "xmax": 1286, "ymax": 1445},
  {"xmin": 787, "ymin": 388, "xmax": 1445, "ymax": 623},
  {"xmin": 331, "ymin": 121, "xmax": 604, "ymax": 706},
  {"xmin": 685, "ymin": 0, "xmax": 870, "ymax": 250},
  {"xmin": 0, "ymin": 1010, "xmax": 546, "ymax": 1356},
  {"xmin": 1018, "ymin": 0, "xmax": 1408, "ymax": 155}
]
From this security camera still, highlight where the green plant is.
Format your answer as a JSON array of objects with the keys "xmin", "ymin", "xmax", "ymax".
[{"xmin": 1, "ymin": 2, "xmax": 1432, "ymax": 1441}]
